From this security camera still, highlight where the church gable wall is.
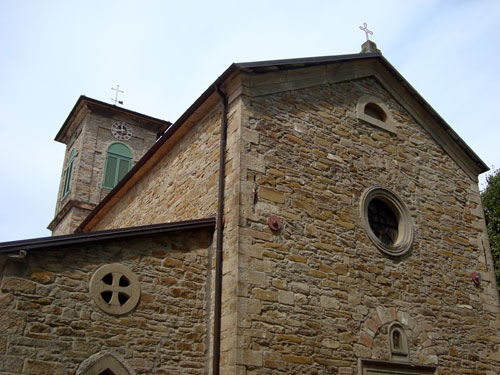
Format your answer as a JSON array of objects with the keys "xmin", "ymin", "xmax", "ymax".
[
  {"xmin": 91, "ymin": 105, "xmax": 222, "ymax": 231},
  {"xmin": 235, "ymin": 76, "xmax": 500, "ymax": 374},
  {"xmin": 0, "ymin": 229, "xmax": 214, "ymax": 374}
]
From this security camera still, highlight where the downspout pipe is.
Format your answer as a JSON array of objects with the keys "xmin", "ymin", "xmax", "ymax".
[{"xmin": 213, "ymin": 85, "xmax": 227, "ymax": 375}]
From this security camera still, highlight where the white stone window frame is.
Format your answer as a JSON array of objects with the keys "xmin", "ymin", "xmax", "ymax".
[
  {"xmin": 356, "ymin": 95, "xmax": 397, "ymax": 134},
  {"xmin": 360, "ymin": 186, "xmax": 414, "ymax": 257}
]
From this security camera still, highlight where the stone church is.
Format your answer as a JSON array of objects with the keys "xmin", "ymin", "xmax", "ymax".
[{"xmin": 1, "ymin": 41, "xmax": 499, "ymax": 375}]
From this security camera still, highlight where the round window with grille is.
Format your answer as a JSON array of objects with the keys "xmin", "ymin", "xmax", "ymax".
[
  {"xmin": 360, "ymin": 187, "xmax": 413, "ymax": 256},
  {"xmin": 89, "ymin": 264, "xmax": 141, "ymax": 315}
]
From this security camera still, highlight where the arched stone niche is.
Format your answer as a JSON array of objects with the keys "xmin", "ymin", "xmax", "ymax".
[
  {"xmin": 76, "ymin": 352, "xmax": 135, "ymax": 375},
  {"xmin": 358, "ymin": 307, "xmax": 439, "ymax": 366}
]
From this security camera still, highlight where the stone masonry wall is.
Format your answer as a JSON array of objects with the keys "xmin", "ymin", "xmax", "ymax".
[
  {"xmin": 92, "ymin": 105, "xmax": 222, "ymax": 231},
  {"xmin": 0, "ymin": 228, "xmax": 214, "ymax": 374},
  {"xmin": 235, "ymin": 74, "xmax": 500, "ymax": 374}
]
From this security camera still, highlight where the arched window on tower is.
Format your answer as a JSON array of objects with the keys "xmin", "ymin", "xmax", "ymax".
[
  {"xmin": 103, "ymin": 143, "xmax": 132, "ymax": 189},
  {"xmin": 62, "ymin": 148, "xmax": 76, "ymax": 198}
]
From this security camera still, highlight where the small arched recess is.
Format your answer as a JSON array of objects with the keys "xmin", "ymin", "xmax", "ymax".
[
  {"xmin": 389, "ymin": 322, "xmax": 409, "ymax": 361},
  {"xmin": 356, "ymin": 95, "xmax": 397, "ymax": 134}
]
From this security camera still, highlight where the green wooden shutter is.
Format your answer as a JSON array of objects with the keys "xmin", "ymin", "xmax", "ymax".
[
  {"xmin": 62, "ymin": 149, "xmax": 75, "ymax": 197},
  {"xmin": 103, "ymin": 156, "xmax": 118, "ymax": 189},
  {"xmin": 117, "ymin": 158, "xmax": 131, "ymax": 182}
]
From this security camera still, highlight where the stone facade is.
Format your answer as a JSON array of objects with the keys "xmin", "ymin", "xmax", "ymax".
[
  {"xmin": 0, "ymin": 228, "xmax": 214, "ymax": 374},
  {"xmin": 1, "ymin": 53, "xmax": 499, "ymax": 374},
  {"xmin": 231, "ymin": 71, "xmax": 500, "ymax": 374}
]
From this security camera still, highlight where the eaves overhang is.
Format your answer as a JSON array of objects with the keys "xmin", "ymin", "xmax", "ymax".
[{"xmin": 0, "ymin": 217, "xmax": 215, "ymax": 254}]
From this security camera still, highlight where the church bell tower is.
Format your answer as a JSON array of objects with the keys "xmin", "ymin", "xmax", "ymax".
[{"xmin": 48, "ymin": 96, "xmax": 170, "ymax": 235}]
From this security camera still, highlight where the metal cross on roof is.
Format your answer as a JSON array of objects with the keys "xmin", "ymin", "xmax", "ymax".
[
  {"xmin": 111, "ymin": 84, "xmax": 124, "ymax": 105},
  {"xmin": 359, "ymin": 22, "xmax": 373, "ymax": 41}
]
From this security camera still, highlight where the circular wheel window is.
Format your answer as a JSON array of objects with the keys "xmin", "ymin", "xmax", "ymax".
[
  {"xmin": 360, "ymin": 187, "xmax": 413, "ymax": 256},
  {"xmin": 89, "ymin": 264, "xmax": 141, "ymax": 315}
]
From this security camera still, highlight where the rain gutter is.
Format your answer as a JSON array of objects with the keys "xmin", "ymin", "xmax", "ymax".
[{"xmin": 213, "ymin": 85, "xmax": 227, "ymax": 375}]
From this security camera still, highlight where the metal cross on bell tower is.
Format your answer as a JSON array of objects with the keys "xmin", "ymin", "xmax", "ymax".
[
  {"xmin": 111, "ymin": 84, "xmax": 124, "ymax": 106},
  {"xmin": 359, "ymin": 22, "xmax": 373, "ymax": 41}
]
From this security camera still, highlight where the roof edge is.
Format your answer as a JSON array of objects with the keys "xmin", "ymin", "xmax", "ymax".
[
  {"xmin": 234, "ymin": 51, "xmax": 382, "ymax": 69},
  {"xmin": 0, "ymin": 217, "xmax": 216, "ymax": 254}
]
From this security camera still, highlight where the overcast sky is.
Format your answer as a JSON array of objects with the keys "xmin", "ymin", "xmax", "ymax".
[{"xmin": 1, "ymin": 0, "xmax": 499, "ymax": 242}]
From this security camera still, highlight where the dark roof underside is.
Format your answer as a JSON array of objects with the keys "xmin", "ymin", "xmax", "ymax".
[{"xmin": 0, "ymin": 217, "xmax": 215, "ymax": 254}]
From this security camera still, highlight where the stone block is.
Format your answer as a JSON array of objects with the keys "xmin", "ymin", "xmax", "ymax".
[
  {"xmin": 278, "ymin": 290, "xmax": 294, "ymax": 305},
  {"xmin": 282, "ymin": 354, "xmax": 312, "ymax": 364},
  {"xmin": 28, "ymin": 270, "xmax": 53, "ymax": 284},
  {"xmin": 237, "ymin": 349, "xmax": 262, "ymax": 366},
  {"xmin": 320, "ymin": 296, "xmax": 340, "ymax": 309},
  {"xmin": 1, "ymin": 277, "xmax": 37, "ymax": 294},
  {"xmin": 248, "ymin": 270, "xmax": 268, "ymax": 287},
  {"xmin": 253, "ymin": 288, "xmax": 278, "ymax": 302},
  {"xmin": 258, "ymin": 187, "xmax": 285, "ymax": 204},
  {"xmin": 0, "ymin": 355, "xmax": 24, "ymax": 372},
  {"xmin": 0, "ymin": 311, "xmax": 26, "ymax": 335},
  {"xmin": 23, "ymin": 359, "xmax": 63, "ymax": 375}
]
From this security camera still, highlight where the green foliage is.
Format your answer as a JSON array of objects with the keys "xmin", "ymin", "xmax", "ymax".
[{"xmin": 481, "ymin": 168, "xmax": 500, "ymax": 293}]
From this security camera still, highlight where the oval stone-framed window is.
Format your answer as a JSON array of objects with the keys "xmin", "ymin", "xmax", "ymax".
[{"xmin": 360, "ymin": 186, "xmax": 413, "ymax": 256}]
